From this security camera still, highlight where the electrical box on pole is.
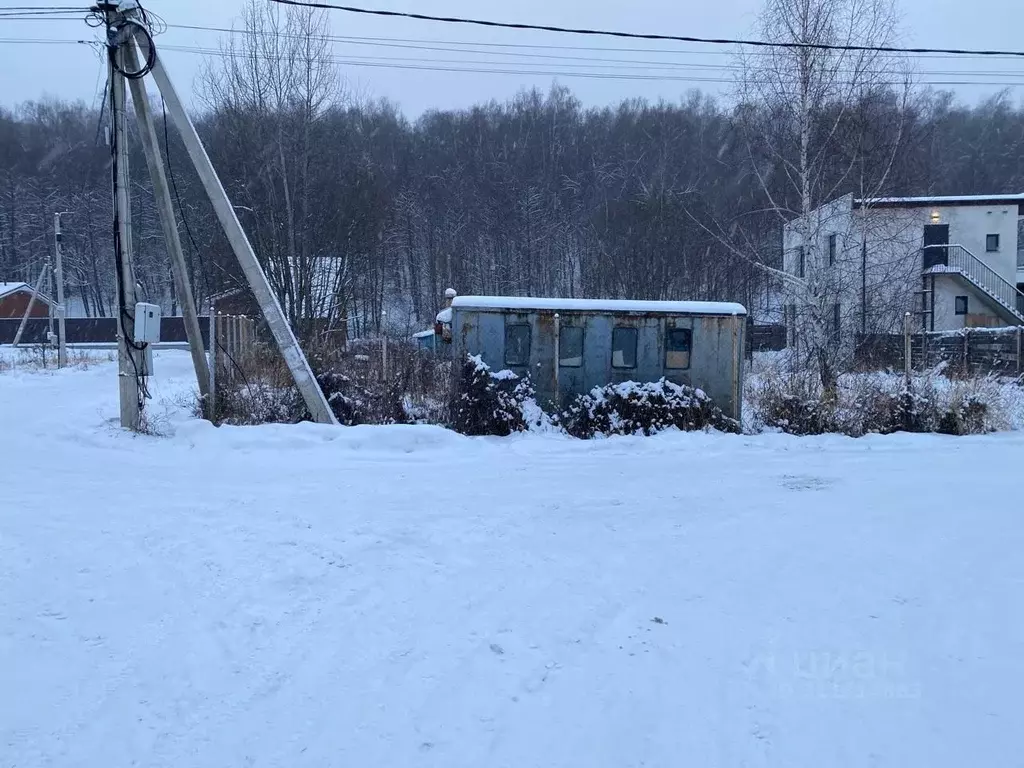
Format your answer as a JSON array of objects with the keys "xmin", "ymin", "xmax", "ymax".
[{"xmin": 133, "ymin": 302, "xmax": 162, "ymax": 344}]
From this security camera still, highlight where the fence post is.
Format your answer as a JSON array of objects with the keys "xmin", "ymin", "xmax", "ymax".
[
  {"xmin": 208, "ymin": 313, "xmax": 218, "ymax": 421},
  {"xmin": 1017, "ymin": 326, "xmax": 1022, "ymax": 376},
  {"xmin": 903, "ymin": 312, "xmax": 912, "ymax": 382},
  {"xmin": 963, "ymin": 329, "xmax": 970, "ymax": 376}
]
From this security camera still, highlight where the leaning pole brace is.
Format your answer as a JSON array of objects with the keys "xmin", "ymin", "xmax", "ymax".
[
  {"xmin": 11, "ymin": 262, "xmax": 49, "ymax": 347},
  {"xmin": 132, "ymin": 27, "xmax": 338, "ymax": 425}
]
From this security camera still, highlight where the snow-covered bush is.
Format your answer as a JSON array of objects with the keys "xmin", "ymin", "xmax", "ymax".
[
  {"xmin": 561, "ymin": 379, "xmax": 740, "ymax": 439},
  {"xmin": 306, "ymin": 370, "xmax": 409, "ymax": 426},
  {"xmin": 747, "ymin": 366, "xmax": 1008, "ymax": 437},
  {"xmin": 449, "ymin": 355, "xmax": 544, "ymax": 436},
  {"xmin": 747, "ymin": 369, "xmax": 835, "ymax": 435}
]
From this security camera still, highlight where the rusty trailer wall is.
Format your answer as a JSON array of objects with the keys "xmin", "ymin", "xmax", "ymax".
[{"xmin": 452, "ymin": 303, "xmax": 746, "ymax": 421}]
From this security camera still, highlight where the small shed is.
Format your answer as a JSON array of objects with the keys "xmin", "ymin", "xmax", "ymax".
[
  {"xmin": 451, "ymin": 296, "xmax": 748, "ymax": 420},
  {"xmin": 0, "ymin": 282, "xmax": 51, "ymax": 319}
]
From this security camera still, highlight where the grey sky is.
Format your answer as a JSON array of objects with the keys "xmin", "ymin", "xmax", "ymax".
[{"xmin": 1, "ymin": 0, "xmax": 1021, "ymax": 117}]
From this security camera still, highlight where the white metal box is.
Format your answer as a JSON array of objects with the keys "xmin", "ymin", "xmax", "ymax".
[{"xmin": 133, "ymin": 302, "xmax": 162, "ymax": 344}]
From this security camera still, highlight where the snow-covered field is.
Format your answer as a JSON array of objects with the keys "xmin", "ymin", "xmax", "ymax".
[{"xmin": 2, "ymin": 349, "xmax": 1022, "ymax": 767}]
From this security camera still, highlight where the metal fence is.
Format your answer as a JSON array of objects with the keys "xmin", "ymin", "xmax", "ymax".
[
  {"xmin": 0, "ymin": 316, "xmax": 211, "ymax": 347},
  {"xmin": 746, "ymin": 322, "xmax": 787, "ymax": 357}
]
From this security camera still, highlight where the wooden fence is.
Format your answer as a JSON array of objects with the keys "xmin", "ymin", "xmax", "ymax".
[
  {"xmin": 855, "ymin": 327, "xmax": 1024, "ymax": 375},
  {"xmin": 210, "ymin": 314, "xmax": 257, "ymax": 384}
]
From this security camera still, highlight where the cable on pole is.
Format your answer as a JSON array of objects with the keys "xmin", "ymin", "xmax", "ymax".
[
  {"xmin": 267, "ymin": 0, "xmax": 1024, "ymax": 59},
  {"xmin": 104, "ymin": 18, "xmax": 154, "ymax": 79}
]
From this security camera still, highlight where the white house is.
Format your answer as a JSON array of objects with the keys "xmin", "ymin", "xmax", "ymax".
[{"xmin": 782, "ymin": 193, "xmax": 1024, "ymax": 343}]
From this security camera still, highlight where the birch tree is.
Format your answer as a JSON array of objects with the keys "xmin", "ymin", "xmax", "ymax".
[{"xmin": 732, "ymin": 0, "xmax": 911, "ymax": 390}]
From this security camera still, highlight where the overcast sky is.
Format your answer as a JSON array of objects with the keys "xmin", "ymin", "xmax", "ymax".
[{"xmin": 1, "ymin": 0, "xmax": 1022, "ymax": 118}]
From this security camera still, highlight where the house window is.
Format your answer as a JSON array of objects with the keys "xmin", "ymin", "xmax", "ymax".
[
  {"xmin": 828, "ymin": 234, "xmax": 837, "ymax": 265},
  {"xmin": 559, "ymin": 325, "xmax": 584, "ymax": 368},
  {"xmin": 504, "ymin": 323, "xmax": 531, "ymax": 366},
  {"xmin": 955, "ymin": 296, "xmax": 969, "ymax": 316},
  {"xmin": 797, "ymin": 246, "xmax": 806, "ymax": 278},
  {"xmin": 665, "ymin": 328, "xmax": 692, "ymax": 369},
  {"xmin": 986, "ymin": 234, "xmax": 1000, "ymax": 252},
  {"xmin": 832, "ymin": 303, "xmax": 841, "ymax": 341},
  {"xmin": 611, "ymin": 327, "xmax": 638, "ymax": 369}
]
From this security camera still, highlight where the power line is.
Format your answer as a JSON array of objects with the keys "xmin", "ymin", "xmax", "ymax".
[
  {"xmin": 163, "ymin": 22, "xmax": 1024, "ymax": 64},
  {"xmin": 267, "ymin": 0, "xmax": 1024, "ymax": 59},
  {"xmin": 1, "ymin": 37, "xmax": 1019, "ymax": 87},
  {"xmin": 0, "ymin": 35, "xmax": 1021, "ymax": 89},
  {"xmin": 151, "ymin": 42, "xmax": 1024, "ymax": 88},
  {"xmin": 0, "ymin": 14, "xmax": 85, "ymax": 20}
]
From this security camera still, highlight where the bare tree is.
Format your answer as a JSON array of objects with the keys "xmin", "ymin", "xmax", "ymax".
[
  {"xmin": 729, "ymin": 0, "xmax": 912, "ymax": 390},
  {"xmin": 200, "ymin": 0, "xmax": 341, "ymax": 336}
]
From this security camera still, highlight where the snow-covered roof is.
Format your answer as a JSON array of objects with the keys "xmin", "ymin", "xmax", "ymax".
[
  {"xmin": 451, "ymin": 296, "xmax": 747, "ymax": 316},
  {"xmin": 854, "ymin": 194, "xmax": 1024, "ymax": 209},
  {"xmin": 412, "ymin": 329, "xmax": 436, "ymax": 339},
  {"xmin": 436, "ymin": 307, "xmax": 453, "ymax": 324},
  {"xmin": 0, "ymin": 281, "xmax": 51, "ymax": 304},
  {"xmin": 0, "ymin": 281, "xmax": 29, "ymax": 299}
]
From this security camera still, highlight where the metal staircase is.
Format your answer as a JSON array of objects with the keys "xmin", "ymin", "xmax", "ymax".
[{"xmin": 922, "ymin": 244, "xmax": 1024, "ymax": 324}]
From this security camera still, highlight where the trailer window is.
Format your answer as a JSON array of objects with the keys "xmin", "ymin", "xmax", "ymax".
[
  {"xmin": 665, "ymin": 328, "xmax": 692, "ymax": 369},
  {"xmin": 504, "ymin": 324, "xmax": 531, "ymax": 366},
  {"xmin": 559, "ymin": 326, "xmax": 584, "ymax": 367},
  {"xmin": 612, "ymin": 327, "xmax": 637, "ymax": 369}
]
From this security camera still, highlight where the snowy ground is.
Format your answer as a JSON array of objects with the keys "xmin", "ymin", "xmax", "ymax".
[{"xmin": 2, "ymin": 350, "xmax": 1022, "ymax": 767}]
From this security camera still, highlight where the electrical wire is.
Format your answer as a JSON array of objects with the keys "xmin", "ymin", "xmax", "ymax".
[
  {"xmin": 146, "ymin": 42, "xmax": 1024, "ymax": 88},
  {"xmin": 160, "ymin": 97, "xmax": 253, "ymax": 402},
  {"xmin": 0, "ymin": 14, "xmax": 86, "ymax": 20},
  {"xmin": 0, "ymin": 36, "xmax": 1021, "ymax": 87},
  {"xmin": 170, "ymin": 42, "xmax": 1024, "ymax": 79},
  {"xmin": 0, "ymin": 5, "xmax": 85, "ymax": 9},
  {"xmin": 161, "ymin": 22, "xmax": 1024, "ymax": 63},
  {"xmin": 267, "ymin": 0, "xmax": 1024, "ymax": 59},
  {"xmin": 107, "ymin": 19, "xmax": 154, "ymax": 79}
]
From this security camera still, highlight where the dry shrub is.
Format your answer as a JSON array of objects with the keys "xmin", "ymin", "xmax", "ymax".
[
  {"xmin": 748, "ymin": 370, "xmax": 833, "ymax": 435},
  {"xmin": 212, "ymin": 338, "xmax": 452, "ymax": 426},
  {"xmin": 748, "ymin": 366, "xmax": 1005, "ymax": 437}
]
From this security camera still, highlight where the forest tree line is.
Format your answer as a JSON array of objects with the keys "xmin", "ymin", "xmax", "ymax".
[{"xmin": 2, "ymin": 1, "xmax": 1024, "ymax": 340}]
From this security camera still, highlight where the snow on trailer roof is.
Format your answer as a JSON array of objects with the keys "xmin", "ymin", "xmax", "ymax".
[
  {"xmin": 412, "ymin": 329, "xmax": 436, "ymax": 339},
  {"xmin": 451, "ymin": 296, "xmax": 747, "ymax": 316},
  {"xmin": 854, "ymin": 193, "xmax": 1024, "ymax": 208}
]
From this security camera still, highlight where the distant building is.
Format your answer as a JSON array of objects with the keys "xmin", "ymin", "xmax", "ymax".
[
  {"xmin": 450, "ymin": 296, "xmax": 747, "ymax": 420},
  {"xmin": 783, "ymin": 193, "xmax": 1024, "ymax": 343},
  {"xmin": 0, "ymin": 282, "xmax": 51, "ymax": 319}
]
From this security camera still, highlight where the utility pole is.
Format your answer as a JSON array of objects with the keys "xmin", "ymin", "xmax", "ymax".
[
  {"xmin": 44, "ymin": 249, "xmax": 56, "ymax": 365},
  {"xmin": 122, "ymin": 41, "xmax": 211, "ymax": 413},
  {"xmin": 53, "ymin": 212, "xmax": 69, "ymax": 368},
  {"xmin": 106, "ymin": 5, "xmax": 145, "ymax": 431}
]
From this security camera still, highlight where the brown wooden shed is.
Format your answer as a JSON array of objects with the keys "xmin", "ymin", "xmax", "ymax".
[{"xmin": 0, "ymin": 282, "xmax": 51, "ymax": 319}]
